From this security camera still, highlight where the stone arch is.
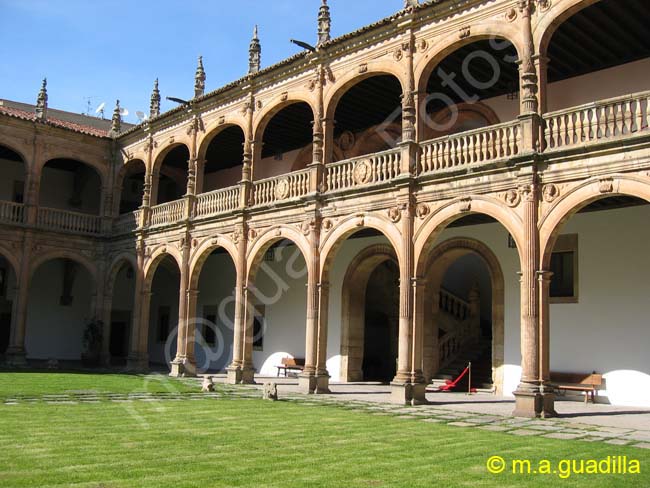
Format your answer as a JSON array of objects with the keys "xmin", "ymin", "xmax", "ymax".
[
  {"xmin": 0, "ymin": 139, "xmax": 30, "ymax": 166},
  {"xmin": 319, "ymin": 214, "xmax": 404, "ymax": 284},
  {"xmin": 0, "ymin": 245, "xmax": 20, "ymax": 279},
  {"xmin": 188, "ymin": 235, "xmax": 240, "ymax": 291},
  {"xmin": 252, "ymin": 96, "xmax": 317, "ymax": 145},
  {"xmin": 29, "ymin": 249, "xmax": 99, "ymax": 287},
  {"xmin": 105, "ymin": 253, "xmax": 137, "ymax": 297},
  {"xmin": 247, "ymin": 225, "xmax": 312, "ymax": 282},
  {"xmin": 414, "ymin": 196, "xmax": 525, "ymax": 275},
  {"xmin": 143, "ymin": 245, "xmax": 184, "ymax": 291},
  {"xmin": 414, "ymin": 25, "xmax": 524, "ymax": 95},
  {"xmin": 324, "ymin": 67, "xmax": 407, "ymax": 126},
  {"xmin": 419, "ymin": 237, "xmax": 506, "ymax": 394},
  {"xmin": 534, "ymin": 0, "xmax": 600, "ymax": 55},
  {"xmin": 539, "ymin": 175, "xmax": 650, "ymax": 269},
  {"xmin": 37, "ymin": 156, "xmax": 106, "ymax": 198},
  {"xmin": 339, "ymin": 244, "xmax": 398, "ymax": 382},
  {"xmin": 114, "ymin": 159, "xmax": 146, "ymax": 215},
  {"xmin": 151, "ymin": 142, "xmax": 191, "ymax": 174},
  {"xmin": 197, "ymin": 122, "xmax": 248, "ymax": 162}
]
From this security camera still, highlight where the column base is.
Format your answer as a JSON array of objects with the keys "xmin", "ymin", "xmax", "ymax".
[
  {"xmin": 169, "ymin": 358, "xmax": 197, "ymax": 378},
  {"xmin": 512, "ymin": 388, "xmax": 543, "ymax": 418},
  {"xmin": 226, "ymin": 366, "xmax": 255, "ymax": 385},
  {"xmin": 4, "ymin": 348, "xmax": 27, "ymax": 367},
  {"xmin": 298, "ymin": 372, "xmax": 331, "ymax": 394},
  {"xmin": 390, "ymin": 382, "xmax": 427, "ymax": 405},
  {"xmin": 540, "ymin": 388, "xmax": 558, "ymax": 418}
]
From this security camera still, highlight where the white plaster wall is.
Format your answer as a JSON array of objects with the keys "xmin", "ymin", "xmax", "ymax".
[
  {"xmin": 25, "ymin": 260, "xmax": 94, "ymax": 360},
  {"xmin": 549, "ymin": 205, "xmax": 650, "ymax": 407}
]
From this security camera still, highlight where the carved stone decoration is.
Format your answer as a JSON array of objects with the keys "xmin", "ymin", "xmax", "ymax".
[
  {"xmin": 274, "ymin": 228, "xmax": 283, "ymax": 237},
  {"xmin": 218, "ymin": 116, "xmax": 225, "ymax": 125},
  {"xmin": 256, "ymin": 100, "xmax": 263, "ymax": 110},
  {"xmin": 301, "ymin": 219, "xmax": 316, "ymax": 236},
  {"xmin": 232, "ymin": 229, "xmax": 243, "ymax": 245},
  {"xmin": 539, "ymin": 0, "xmax": 552, "ymax": 12},
  {"xmin": 281, "ymin": 92, "xmax": 289, "ymax": 102},
  {"xmin": 459, "ymin": 26, "xmax": 471, "ymax": 39},
  {"xmin": 275, "ymin": 177, "xmax": 290, "ymax": 200},
  {"xmin": 356, "ymin": 215, "xmax": 365, "ymax": 227},
  {"xmin": 459, "ymin": 198, "xmax": 472, "ymax": 213},
  {"xmin": 505, "ymin": 8, "xmax": 518, "ymax": 22},
  {"xmin": 387, "ymin": 207, "xmax": 401, "ymax": 223},
  {"xmin": 322, "ymin": 218, "xmax": 334, "ymax": 232},
  {"xmin": 359, "ymin": 63, "xmax": 368, "ymax": 74},
  {"xmin": 394, "ymin": 49, "xmax": 404, "ymax": 62},
  {"xmin": 599, "ymin": 178, "xmax": 614, "ymax": 194},
  {"xmin": 416, "ymin": 39, "xmax": 428, "ymax": 52},
  {"xmin": 542, "ymin": 184, "xmax": 559, "ymax": 203},
  {"xmin": 192, "ymin": 239, "xmax": 198, "ymax": 248},
  {"xmin": 505, "ymin": 189, "xmax": 521, "ymax": 207},
  {"xmin": 248, "ymin": 229, "xmax": 258, "ymax": 241},
  {"xmin": 307, "ymin": 79, "xmax": 317, "ymax": 92},
  {"xmin": 353, "ymin": 160, "xmax": 372, "ymax": 185},
  {"xmin": 415, "ymin": 203, "xmax": 430, "ymax": 220}
]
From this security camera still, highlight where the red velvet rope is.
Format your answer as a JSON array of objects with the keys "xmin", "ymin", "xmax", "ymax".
[{"xmin": 438, "ymin": 365, "xmax": 470, "ymax": 391}]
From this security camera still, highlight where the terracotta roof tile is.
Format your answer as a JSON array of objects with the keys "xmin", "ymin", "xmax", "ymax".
[{"xmin": 0, "ymin": 104, "xmax": 111, "ymax": 138}]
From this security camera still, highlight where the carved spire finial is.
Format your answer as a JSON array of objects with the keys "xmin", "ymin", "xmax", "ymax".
[
  {"xmin": 249, "ymin": 25, "xmax": 261, "ymax": 74},
  {"xmin": 35, "ymin": 78, "xmax": 48, "ymax": 120},
  {"xmin": 194, "ymin": 55, "xmax": 206, "ymax": 98},
  {"xmin": 110, "ymin": 99, "xmax": 122, "ymax": 136},
  {"xmin": 317, "ymin": 0, "xmax": 331, "ymax": 46},
  {"xmin": 150, "ymin": 78, "xmax": 161, "ymax": 119}
]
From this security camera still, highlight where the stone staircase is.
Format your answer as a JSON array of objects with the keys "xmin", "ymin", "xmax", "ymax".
[{"xmin": 429, "ymin": 337, "xmax": 494, "ymax": 392}]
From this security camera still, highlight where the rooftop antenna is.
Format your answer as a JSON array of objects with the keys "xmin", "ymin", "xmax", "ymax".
[
  {"xmin": 83, "ymin": 96, "xmax": 99, "ymax": 116},
  {"xmin": 95, "ymin": 102, "xmax": 106, "ymax": 119}
]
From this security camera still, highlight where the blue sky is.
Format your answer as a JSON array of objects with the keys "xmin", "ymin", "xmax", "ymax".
[{"xmin": 0, "ymin": 0, "xmax": 402, "ymax": 123}]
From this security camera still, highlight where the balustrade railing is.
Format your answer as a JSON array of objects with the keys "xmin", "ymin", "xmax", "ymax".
[
  {"xmin": 543, "ymin": 90, "xmax": 650, "ymax": 151},
  {"xmin": 113, "ymin": 210, "xmax": 140, "ymax": 234},
  {"xmin": 325, "ymin": 148, "xmax": 401, "ymax": 193},
  {"xmin": 252, "ymin": 168, "xmax": 311, "ymax": 207},
  {"xmin": 438, "ymin": 288, "xmax": 475, "ymax": 368},
  {"xmin": 0, "ymin": 201, "xmax": 25, "ymax": 225},
  {"xmin": 196, "ymin": 185, "xmax": 240, "ymax": 218},
  {"xmin": 37, "ymin": 207, "xmax": 101, "ymax": 235},
  {"xmin": 150, "ymin": 199, "xmax": 185, "ymax": 227},
  {"xmin": 439, "ymin": 288, "xmax": 470, "ymax": 321},
  {"xmin": 419, "ymin": 121, "xmax": 521, "ymax": 174}
]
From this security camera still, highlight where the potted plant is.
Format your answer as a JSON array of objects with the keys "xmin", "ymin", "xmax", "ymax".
[{"xmin": 81, "ymin": 319, "xmax": 104, "ymax": 367}]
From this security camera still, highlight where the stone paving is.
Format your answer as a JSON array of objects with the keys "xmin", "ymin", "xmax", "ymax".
[{"xmin": 2, "ymin": 374, "xmax": 650, "ymax": 450}]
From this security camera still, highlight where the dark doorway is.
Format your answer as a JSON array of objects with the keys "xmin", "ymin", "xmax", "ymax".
[
  {"xmin": 109, "ymin": 311, "xmax": 130, "ymax": 360},
  {"xmin": 362, "ymin": 260, "xmax": 399, "ymax": 382}
]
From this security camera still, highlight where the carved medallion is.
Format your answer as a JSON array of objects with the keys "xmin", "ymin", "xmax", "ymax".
[
  {"xmin": 459, "ymin": 198, "xmax": 472, "ymax": 213},
  {"xmin": 322, "ymin": 218, "xmax": 334, "ymax": 232},
  {"xmin": 281, "ymin": 92, "xmax": 289, "ymax": 102},
  {"xmin": 248, "ymin": 228, "xmax": 258, "ymax": 241},
  {"xmin": 542, "ymin": 184, "xmax": 559, "ymax": 203},
  {"xmin": 231, "ymin": 229, "xmax": 243, "ymax": 245},
  {"xmin": 416, "ymin": 203, "xmax": 430, "ymax": 219},
  {"xmin": 505, "ymin": 189, "xmax": 521, "ymax": 207},
  {"xmin": 393, "ymin": 49, "xmax": 404, "ymax": 62},
  {"xmin": 359, "ymin": 63, "xmax": 368, "ymax": 74},
  {"xmin": 275, "ymin": 178, "xmax": 290, "ymax": 200},
  {"xmin": 416, "ymin": 39, "xmax": 428, "ymax": 53},
  {"xmin": 218, "ymin": 116, "xmax": 225, "ymax": 125},
  {"xmin": 459, "ymin": 26, "xmax": 471, "ymax": 39},
  {"xmin": 387, "ymin": 207, "xmax": 401, "ymax": 223},
  {"xmin": 505, "ymin": 8, "xmax": 517, "ymax": 22},
  {"xmin": 301, "ymin": 220, "xmax": 315, "ymax": 236},
  {"xmin": 353, "ymin": 160, "xmax": 372, "ymax": 185}
]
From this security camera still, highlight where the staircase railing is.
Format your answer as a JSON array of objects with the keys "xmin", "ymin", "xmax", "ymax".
[{"xmin": 437, "ymin": 288, "xmax": 479, "ymax": 369}]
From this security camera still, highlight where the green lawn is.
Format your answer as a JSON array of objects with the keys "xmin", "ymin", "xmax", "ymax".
[
  {"xmin": 0, "ymin": 373, "xmax": 648, "ymax": 487},
  {"xmin": 0, "ymin": 372, "xmax": 196, "ymax": 397}
]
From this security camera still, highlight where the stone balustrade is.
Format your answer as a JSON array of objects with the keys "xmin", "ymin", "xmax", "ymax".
[
  {"xmin": 419, "ymin": 120, "xmax": 521, "ymax": 175},
  {"xmin": 113, "ymin": 210, "xmax": 141, "ymax": 235},
  {"xmin": 37, "ymin": 207, "xmax": 102, "ymax": 235},
  {"xmin": 251, "ymin": 168, "xmax": 311, "ymax": 207},
  {"xmin": 543, "ymin": 90, "xmax": 650, "ymax": 151},
  {"xmin": 325, "ymin": 148, "xmax": 401, "ymax": 193},
  {"xmin": 195, "ymin": 185, "xmax": 240, "ymax": 218},
  {"xmin": 439, "ymin": 288, "xmax": 470, "ymax": 321},
  {"xmin": 150, "ymin": 199, "xmax": 186, "ymax": 228},
  {"xmin": 0, "ymin": 201, "xmax": 24, "ymax": 225}
]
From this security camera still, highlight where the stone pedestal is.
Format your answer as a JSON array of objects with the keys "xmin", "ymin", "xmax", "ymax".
[
  {"xmin": 298, "ymin": 372, "xmax": 331, "ymax": 394},
  {"xmin": 390, "ymin": 382, "xmax": 426, "ymax": 405},
  {"xmin": 169, "ymin": 358, "xmax": 196, "ymax": 378},
  {"xmin": 512, "ymin": 389, "xmax": 542, "ymax": 418},
  {"xmin": 540, "ymin": 386, "xmax": 558, "ymax": 418},
  {"xmin": 226, "ymin": 366, "xmax": 255, "ymax": 384}
]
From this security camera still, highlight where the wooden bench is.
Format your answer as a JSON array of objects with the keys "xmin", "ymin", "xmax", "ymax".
[
  {"xmin": 276, "ymin": 357, "xmax": 305, "ymax": 377},
  {"xmin": 550, "ymin": 372, "xmax": 603, "ymax": 404}
]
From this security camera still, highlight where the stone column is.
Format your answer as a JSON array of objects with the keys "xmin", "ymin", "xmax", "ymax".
[
  {"xmin": 185, "ymin": 288, "xmax": 199, "ymax": 370},
  {"xmin": 227, "ymin": 226, "xmax": 254, "ymax": 384},
  {"xmin": 126, "ymin": 247, "xmax": 148, "ymax": 371},
  {"xmin": 391, "ymin": 201, "xmax": 425, "ymax": 404},
  {"xmin": 100, "ymin": 292, "xmax": 113, "ymax": 366},
  {"xmin": 314, "ymin": 281, "xmax": 331, "ymax": 393},
  {"xmin": 170, "ymin": 239, "xmax": 195, "ymax": 377},
  {"xmin": 538, "ymin": 270, "xmax": 557, "ymax": 417},
  {"xmin": 299, "ymin": 219, "xmax": 320, "ymax": 393},
  {"xmin": 5, "ymin": 235, "xmax": 33, "ymax": 366},
  {"xmin": 410, "ymin": 277, "xmax": 426, "ymax": 387},
  {"xmin": 512, "ymin": 184, "xmax": 542, "ymax": 417}
]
